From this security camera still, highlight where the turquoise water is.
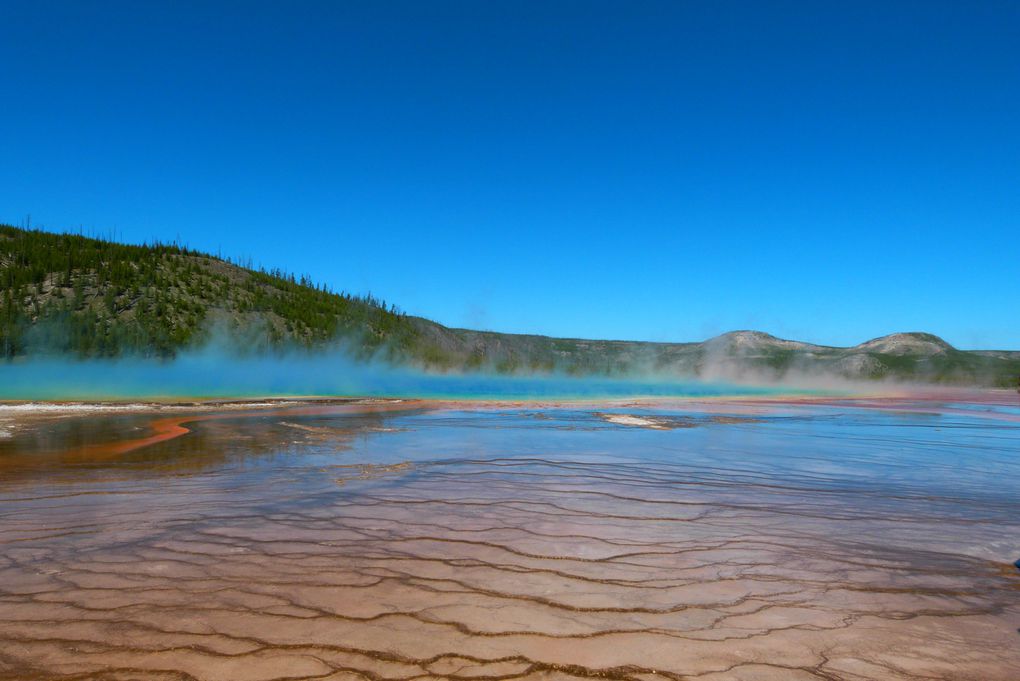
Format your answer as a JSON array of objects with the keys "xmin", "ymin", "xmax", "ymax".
[{"xmin": 0, "ymin": 356, "xmax": 808, "ymax": 400}]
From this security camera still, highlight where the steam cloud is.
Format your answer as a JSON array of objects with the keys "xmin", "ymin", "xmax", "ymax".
[{"xmin": 0, "ymin": 343, "xmax": 802, "ymax": 401}]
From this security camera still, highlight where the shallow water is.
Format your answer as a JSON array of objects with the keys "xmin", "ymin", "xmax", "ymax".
[{"xmin": 1, "ymin": 399, "xmax": 1019, "ymax": 680}]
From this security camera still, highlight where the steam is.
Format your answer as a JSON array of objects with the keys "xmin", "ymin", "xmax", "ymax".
[
  {"xmin": 1, "ymin": 324, "xmax": 978, "ymax": 402},
  {"xmin": 0, "ymin": 343, "xmax": 809, "ymax": 401}
]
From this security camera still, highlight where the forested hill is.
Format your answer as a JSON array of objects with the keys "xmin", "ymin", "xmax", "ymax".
[
  {"xmin": 2, "ymin": 224, "xmax": 1019, "ymax": 387},
  {"xmin": 0, "ymin": 224, "xmax": 416, "ymax": 359}
]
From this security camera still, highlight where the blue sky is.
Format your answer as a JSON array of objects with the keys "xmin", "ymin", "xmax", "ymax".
[{"xmin": 2, "ymin": 1, "xmax": 1018, "ymax": 349}]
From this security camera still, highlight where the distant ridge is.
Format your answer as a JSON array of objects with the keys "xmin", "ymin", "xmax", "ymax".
[{"xmin": 2, "ymin": 224, "xmax": 1018, "ymax": 387}]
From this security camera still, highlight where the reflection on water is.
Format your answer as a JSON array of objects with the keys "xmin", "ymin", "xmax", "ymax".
[
  {"xmin": 1, "ymin": 399, "xmax": 1019, "ymax": 680},
  {"xmin": 0, "ymin": 405, "xmax": 422, "ymax": 483}
]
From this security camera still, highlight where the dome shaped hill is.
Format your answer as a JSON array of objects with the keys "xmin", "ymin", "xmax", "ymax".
[
  {"xmin": 854, "ymin": 332, "xmax": 956, "ymax": 356},
  {"xmin": 703, "ymin": 330, "xmax": 822, "ymax": 355}
]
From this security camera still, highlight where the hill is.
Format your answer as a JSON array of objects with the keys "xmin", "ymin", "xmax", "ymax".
[
  {"xmin": 0, "ymin": 224, "xmax": 419, "ymax": 359},
  {"xmin": 2, "ymin": 224, "xmax": 1018, "ymax": 386}
]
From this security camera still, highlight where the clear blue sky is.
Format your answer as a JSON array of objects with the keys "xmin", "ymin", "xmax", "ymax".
[{"xmin": 2, "ymin": 1, "xmax": 1017, "ymax": 349}]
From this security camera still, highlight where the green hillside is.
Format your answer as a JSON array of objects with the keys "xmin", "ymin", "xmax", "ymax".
[
  {"xmin": 2, "ymin": 224, "xmax": 1019, "ymax": 386},
  {"xmin": 0, "ymin": 224, "xmax": 418, "ymax": 359}
]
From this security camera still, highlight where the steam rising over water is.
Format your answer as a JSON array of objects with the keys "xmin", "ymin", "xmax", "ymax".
[{"xmin": 0, "ymin": 353, "xmax": 806, "ymax": 400}]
